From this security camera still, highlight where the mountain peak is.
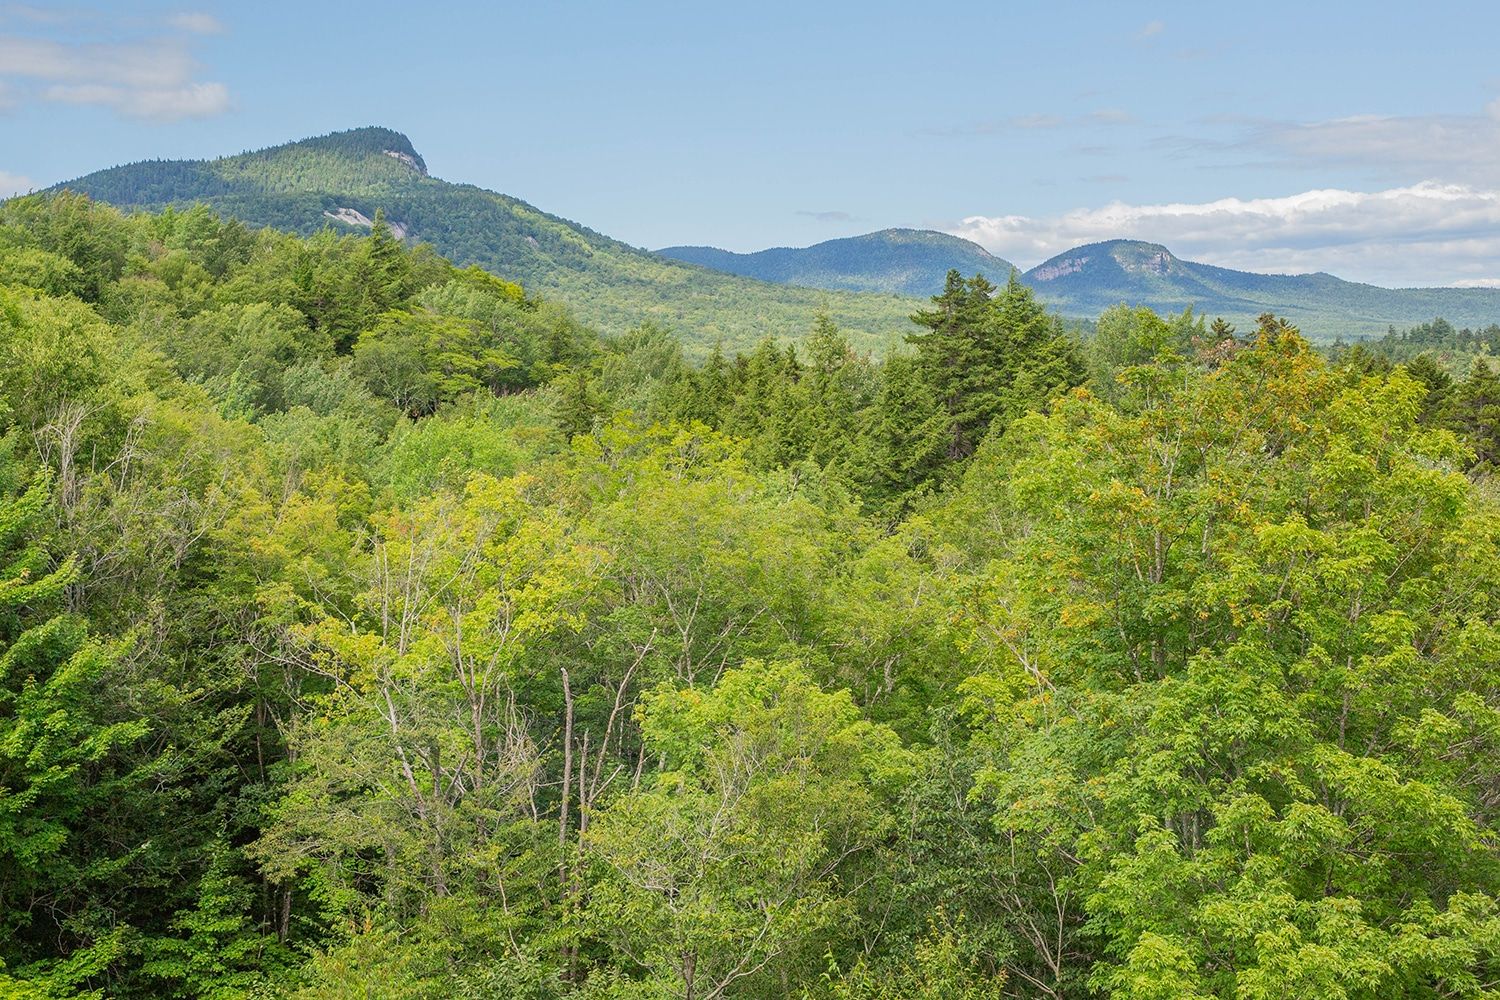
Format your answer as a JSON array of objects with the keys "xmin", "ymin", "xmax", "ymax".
[
  {"xmin": 50, "ymin": 125, "xmax": 432, "ymax": 206},
  {"xmin": 1028, "ymin": 239, "xmax": 1179, "ymax": 282},
  {"xmin": 277, "ymin": 126, "xmax": 428, "ymax": 176}
]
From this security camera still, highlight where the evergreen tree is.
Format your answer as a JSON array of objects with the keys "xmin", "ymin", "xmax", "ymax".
[
  {"xmin": 690, "ymin": 340, "xmax": 736, "ymax": 426},
  {"xmin": 802, "ymin": 312, "xmax": 871, "ymax": 469},
  {"xmin": 908, "ymin": 270, "xmax": 1002, "ymax": 460},
  {"xmin": 904, "ymin": 270, "xmax": 1082, "ymax": 472},
  {"xmin": 1402, "ymin": 353, "xmax": 1453, "ymax": 423},
  {"xmin": 854, "ymin": 353, "xmax": 948, "ymax": 515},
  {"xmin": 554, "ymin": 366, "xmax": 599, "ymax": 438},
  {"xmin": 1442, "ymin": 358, "xmax": 1500, "ymax": 468}
]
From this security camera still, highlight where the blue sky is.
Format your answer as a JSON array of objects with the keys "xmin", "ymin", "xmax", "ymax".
[{"xmin": 3, "ymin": 0, "xmax": 1500, "ymax": 286}]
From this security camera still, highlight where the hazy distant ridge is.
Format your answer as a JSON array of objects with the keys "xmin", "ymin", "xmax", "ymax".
[
  {"xmin": 1019, "ymin": 240, "xmax": 1500, "ymax": 338},
  {"xmin": 658, "ymin": 229, "xmax": 1017, "ymax": 297},
  {"xmin": 668, "ymin": 233, "xmax": 1500, "ymax": 340}
]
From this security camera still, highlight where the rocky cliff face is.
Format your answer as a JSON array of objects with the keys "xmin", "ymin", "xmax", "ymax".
[
  {"xmin": 323, "ymin": 206, "xmax": 409, "ymax": 239},
  {"xmin": 383, "ymin": 149, "xmax": 427, "ymax": 176}
]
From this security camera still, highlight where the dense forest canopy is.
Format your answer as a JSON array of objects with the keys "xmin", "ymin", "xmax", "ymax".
[
  {"xmin": 0, "ymin": 192, "xmax": 1498, "ymax": 999},
  {"xmin": 1336, "ymin": 317, "xmax": 1500, "ymax": 368}
]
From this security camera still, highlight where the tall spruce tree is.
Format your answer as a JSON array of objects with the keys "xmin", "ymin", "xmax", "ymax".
[
  {"xmin": 908, "ymin": 270, "xmax": 1000, "ymax": 460},
  {"xmin": 905, "ymin": 269, "xmax": 1082, "ymax": 467},
  {"xmin": 1442, "ymin": 358, "xmax": 1500, "ymax": 469}
]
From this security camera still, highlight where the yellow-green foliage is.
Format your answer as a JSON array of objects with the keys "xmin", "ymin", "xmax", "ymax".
[{"xmin": 0, "ymin": 196, "xmax": 1497, "ymax": 1000}]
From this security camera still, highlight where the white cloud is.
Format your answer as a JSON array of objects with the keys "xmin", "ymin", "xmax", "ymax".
[
  {"xmin": 0, "ymin": 170, "xmax": 34, "ymax": 197},
  {"xmin": 165, "ymin": 11, "xmax": 225, "ymax": 35},
  {"xmin": 1236, "ymin": 101, "xmax": 1500, "ymax": 185},
  {"xmin": 0, "ymin": 36, "xmax": 198, "ymax": 87},
  {"xmin": 44, "ymin": 80, "xmax": 229, "ymax": 119},
  {"xmin": 0, "ymin": 4, "xmax": 93, "ymax": 27},
  {"xmin": 1136, "ymin": 19, "xmax": 1165, "ymax": 39},
  {"xmin": 0, "ymin": 9, "xmax": 230, "ymax": 122},
  {"xmin": 950, "ymin": 183, "xmax": 1500, "ymax": 288}
]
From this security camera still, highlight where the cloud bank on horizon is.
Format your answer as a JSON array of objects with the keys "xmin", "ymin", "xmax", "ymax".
[
  {"xmin": 949, "ymin": 99, "xmax": 1500, "ymax": 289},
  {"xmin": 952, "ymin": 182, "xmax": 1500, "ymax": 289}
]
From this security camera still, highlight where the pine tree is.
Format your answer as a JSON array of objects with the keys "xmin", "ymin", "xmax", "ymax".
[
  {"xmin": 554, "ymin": 367, "xmax": 599, "ymax": 439},
  {"xmin": 854, "ymin": 353, "xmax": 948, "ymax": 516},
  {"xmin": 1402, "ymin": 353, "xmax": 1453, "ymax": 423},
  {"xmin": 908, "ymin": 270, "xmax": 1001, "ymax": 460},
  {"xmin": 907, "ymin": 270, "xmax": 1082, "ymax": 465},
  {"xmin": 689, "ymin": 341, "xmax": 736, "ymax": 427},
  {"xmin": 803, "ymin": 312, "xmax": 869, "ymax": 469},
  {"xmin": 1442, "ymin": 358, "xmax": 1500, "ymax": 468}
]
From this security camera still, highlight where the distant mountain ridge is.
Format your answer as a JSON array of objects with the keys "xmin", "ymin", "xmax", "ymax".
[
  {"xmin": 657, "ymin": 229, "xmax": 1017, "ymax": 297},
  {"xmin": 668, "ymin": 228, "xmax": 1500, "ymax": 341},
  {"xmin": 1020, "ymin": 240, "xmax": 1500, "ymax": 338},
  {"xmin": 40, "ymin": 127, "xmax": 1500, "ymax": 344},
  {"xmin": 42, "ymin": 127, "xmax": 920, "ymax": 356}
]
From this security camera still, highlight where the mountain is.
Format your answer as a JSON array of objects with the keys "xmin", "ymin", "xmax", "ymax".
[
  {"xmin": 50, "ymin": 129, "xmax": 1500, "ymax": 347},
  {"xmin": 1023, "ymin": 240, "xmax": 1500, "ymax": 341},
  {"xmin": 656, "ymin": 229, "xmax": 1017, "ymax": 297},
  {"xmin": 46, "ymin": 126, "xmax": 919, "ymax": 356}
]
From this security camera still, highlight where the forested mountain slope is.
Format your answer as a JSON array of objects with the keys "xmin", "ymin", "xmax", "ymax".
[
  {"xmin": 48, "ymin": 126, "xmax": 920, "ymax": 356},
  {"xmin": 657, "ymin": 228, "xmax": 1018, "ymax": 296}
]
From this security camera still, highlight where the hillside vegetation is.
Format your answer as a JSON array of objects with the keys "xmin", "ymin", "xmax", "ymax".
[
  {"xmin": 1, "ymin": 195, "xmax": 1499, "ymax": 999},
  {"xmin": 48, "ymin": 126, "xmax": 922, "ymax": 357}
]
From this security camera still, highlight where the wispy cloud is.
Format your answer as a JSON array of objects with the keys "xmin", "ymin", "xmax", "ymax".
[
  {"xmin": 165, "ymin": 11, "xmax": 225, "ymax": 35},
  {"xmin": 43, "ymin": 80, "xmax": 229, "ymax": 119},
  {"xmin": 1151, "ymin": 99, "xmax": 1500, "ymax": 184},
  {"xmin": 0, "ymin": 4, "xmax": 100, "ymax": 27},
  {"xmin": 923, "ymin": 110, "xmax": 1136, "ymax": 137},
  {"xmin": 796, "ymin": 209, "xmax": 854, "ymax": 223},
  {"xmin": 1136, "ymin": 19, "xmax": 1165, "ymax": 39},
  {"xmin": 950, "ymin": 183, "xmax": 1500, "ymax": 287},
  {"xmin": 1244, "ymin": 101, "xmax": 1500, "ymax": 183},
  {"xmin": 0, "ymin": 169, "xmax": 34, "ymax": 197},
  {"xmin": 0, "ymin": 8, "xmax": 230, "ymax": 121}
]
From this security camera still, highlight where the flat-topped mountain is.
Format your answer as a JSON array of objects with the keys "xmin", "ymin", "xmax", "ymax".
[
  {"xmin": 46, "ymin": 127, "xmax": 919, "ymax": 356},
  {"xmin": 657, "ymin": 229, "xmax": 1017, "ymax": 297}
]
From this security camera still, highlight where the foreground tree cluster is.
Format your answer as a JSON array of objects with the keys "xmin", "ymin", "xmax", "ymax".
[{"xmin": 0, "ymin": 194, "xmax": 1497, "ymax": 999}]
